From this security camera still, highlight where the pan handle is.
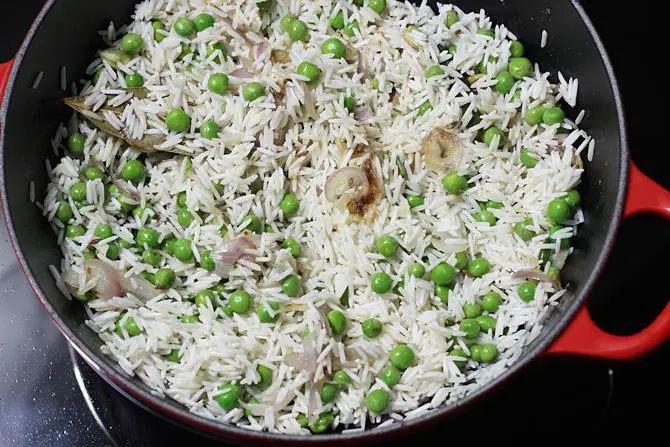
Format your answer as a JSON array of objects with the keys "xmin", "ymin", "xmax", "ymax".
[
  {"xmin": 0, "ymin": 58, "xmax": 14, "ymax": 105},
  {"xmin": 548, "ymin": 162, "xmax": 670, "ymax": 359}
]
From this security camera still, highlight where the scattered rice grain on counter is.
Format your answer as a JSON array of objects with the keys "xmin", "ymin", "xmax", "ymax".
[{"xmin": 42, "ymin": 0, "xmax": 590, "ymax": 435}]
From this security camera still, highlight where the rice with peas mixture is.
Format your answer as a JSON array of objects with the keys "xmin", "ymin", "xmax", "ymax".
[{"xmin": 42, "ymin": 0, "xmax": 592, "ymax": 434}]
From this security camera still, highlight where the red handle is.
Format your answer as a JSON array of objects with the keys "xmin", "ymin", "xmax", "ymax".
[
  {"xmin": 0, "ymin": 59, "xmax": 14, "ymax": 105},
  {"xmin": 549, "ymin": 162, "xmax": 670, "ymax": 359}
]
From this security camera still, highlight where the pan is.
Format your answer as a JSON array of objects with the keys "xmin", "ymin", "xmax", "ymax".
[{"xmin": 2, "ymin": 0, "xmax": 670, "ymax": 444}]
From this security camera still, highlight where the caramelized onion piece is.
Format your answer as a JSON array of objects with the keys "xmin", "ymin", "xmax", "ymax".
[
  {"xmin": 324, "ymin": 167, "xmax": 370, "ymax": 210},
  {"xmin": 421, "ymin": 126, "xmax": 465, "ymax": 172}
]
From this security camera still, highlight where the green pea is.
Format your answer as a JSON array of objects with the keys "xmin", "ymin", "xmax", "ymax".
[
  {"xmin": 321, "ymin": 37, "xmax": 346, "ymax": 59},
  {"xmin": 547, "ymin": 198, "xmax": 572, "ymax": 223},
  {"xmin": 468, "ymin": 257, "xmax": 490, "ymax": 277},
  {"xmin": 374, "ymin": 235, "xmax": 398, "ymax": 258},
  {"xmin": 430, "ymin": 262, "xmax": 456, "ymax": 286},
  {"xmin": 281, "ymin": 274, "xmax": 301, "ymax": 297},
  {"xmin": 520, "ymin": 148, "xmax": 538, "ymax": 168},
  {"xmin": 389, "ymin": 345, "xmax": 415, "ymax": 370},
  {"xmin": 215, "ymin": 383, "xmax": 241, "ymax": 411},
  {"xmin": 448, "ymin": 44, "xmax": 457, "ymax": 54},
  {"xmin": 463, "ymin": 303, "xmax": 482, "ymax": 319},
  {"xmin": 69, "ymin": 182, "xmax": 87, "ymax": 202},
  {"xmin": 82, "ymin": 247, "xmax": 96, "ymax": 260},
  {"xmin": 371, "ymin": 272, "xmax": 393, "ymax": 294},
  {"xmin": 199, "ymin": 250, "xmax": 215, "ymax": 271},
  {"xmin": 330, "ymin": 10, "xmax": 345, "ymax": 30},
  {"xmin": 166, "ymin": 349, "xmax": 181, "ymax": 363},
  {"xmin": 564, "ymin": 190, "xmax": 581, "ymax": 209},
  {"xmin": 477, "ymin": 28, "xmax": 494, "ymax": 38},
  {"xmin": 250, "ymin": 364, "xmax": 273, "ymax": 389},
  {"xmin": 333, "ymin": 370, "xmax": 350, "ymax": 389},
  {"xmin": 442, "ymin": 171, "xmax": 468, "ymax": 194},
  {"xmin": 327, "ymin": 310, "xmax": 346, "ymax": 335},
  {"xmin": 105, "ymin": 243, "xmax": 120, "ymax": 261},
  {"xmin": 296, "ymin": 412, "xmax": 309, "ymax": 428},
  {"xmin": 450, "ymin": 347, "xmax": 468, "ymax": 368},
  {"xmin": 222, "ymin": 304, "xmax": 234, "ymax": 317},
  {"xmin": 406, "ymin": 194, "xmax": 424, "ymax": 208},
  {"xmin": 543, "ymin": 107, "xmax": 565, "ymax": 125},
  {"xmin": 514, "ymin": 217, "xmax": 536, "ymax": 241},
  {"xmin": 75, "ymin": 290, "xmax": 96, "ymax": 302},
  {"xmin": 476, "ymin": 315, "xmax": 497, "ymax": 332},
  {"xmin": 242, "ymin": 82, "xmax": 265, "ymax": 101},
  {"xmin": 194, "ymin": 13, "xmax": 215, "ymax": 32},
  {"xmin": 279, "ymin": 193, "xmax": 299, "ymax": 217},
  {"xmin": 309, "ymin": 413, "xmax": 334, "ymax": 433},
  {"xmin": 482, "ymin": 292, "xmax": 502, "ymax": 313},
  {"xmin": 525, "ymin": 107, "xmax": 545, "ymax": 126},
  {"xmin": 140, "ymin": 248, "xmax": 160, "ymax": 266},
  {"xmin": 164, "ymin": 107, "xmax": 191, "ymax": 134},
  {"xmin": 495, "ymin": 71, "xmax": 514, "ymax": 94},
  {"xmin": 161, "ymin": 237, "xmax": 177, "ymax": 255},
  {"xmin": 379, "ymin": 364, "xmax": 401, "ymax": 387},
  {"xmin": 483, "ymin": 127, "xmax": 506, "ymax": 149},
  {"xmin": 229, "ymin": 290, "xmax": 252, "ymax": 314},
  {"xmin": 368, "ymin": 0, "xmax": 386, "ymax": 14},
  {"xmin": 477, "ymin": 56, "xmax": 497, "ymax": 74},
  {"xmin": 455, "ymin": 252, "xmax": 468, "ymax": 270},
  {"xmin": 67, "ymin": 132, "xmax": 86, "ymax": 154},
  {"xmin": 56, "ymin": 200, "xmax": 73, "ymax": 223},
  {"xmin": 445, "ymin": 10, "xmax": 459, "ymax": 28},
  {"xmin": 417, "ymin": 100, "xmax": 432, "ymax": 116},
  {"xmin": 280, "ymin": 14, "xmax": 297, "ymax": 32},
  {"xmin": 472, "ymin": 209, "xmax": 496, "ymax": 226},
  {"xmin": 152, "ymin": 20, "xmax": 166, "ymax": 42},
  {"xmin": 459, "ymin": 318, "xmax": 480, "ymax": 339},
  {"xmin": 518, "ymin": 281, "xmax": 537, "ymax": 302},
  {"xmin": 508, "ymin": 57, "xmax": 532, "ymax": 79},
  {"xmin": 195, "ymin": 289, "xmax": 215, "ymax": 307},
  {"xmin": 84, "ymin": 166, "xmax": 105, "ymax": 181},
  {"xmin": 136, "ymin": 228, "xmax": 159, "ymax": 248},
  {"xmin": 425, "ymin": 65, "xmax": 445, "ymax": 79},
  {"xmin": 208, "ymin": 73, "xmax": 229, "ymax": 95},
  {"xmin": 510, "ymin": 40, "xmax": 524, "ymax": 57},
  {"xmin": 281, "ymin": 238, "xmax": 301, "ymax": 257},
  {"xmin": 181, "ymin": 314, "xmax": 198, "ymax": 323},
  {"xmin": 407, "ymin": 263, "xmax": 425, "ymax": 278},
  {"xmin": 343, "ymin": 95, "xmax": 356, "ymax": 113},
  {"xmin": 124, "ymin": 72, "xmax": 144, "ymax": 88},
  {"xmin": 343, "ymin": 20, "xmax": 359, "ymax": 38},
  {"xmin": 205, "ymin": 41, "xmax": 227, "ymax": 63},
  {"xmin": 470, "ymin": 344, "xmax": 483, "ymax": 362},
  {"xmin": 549, "ymin": 224, "xmax": 572, "ymax": 249},
  {"xmin": 320, "ymin": 383, "xmax": 339, "ymax": 403},
  {"xmin": 115, "ymin": 315, "xmax": 141, "ymax": 337},
  {"xmin": 121, "ymin": 33, "xmax": 144, "ymax": 55},
  {"xmin": 296, "ymin": 61, "xmax": 321, "ymax": 85},
  {"xmin": 435, "ymin": 285, "xmax": 449, "ymax": 304},
  {"xmin": 200, "ymin": 119, "xmax": 220, "ymax": 139},
  {"xmin": 366, "ymin": 389, "xmax": 389, "ymax": 413},
  {"xmin": 257, "ymin": 301, "xmax": 280, "ymax": 323},
  {"xmin": 242, "ymin": 213, "xmax": 262, "ymax": 234},
  {"xmin": 362, "ymin": 318, "xmax": 382, "ymax": 338},
  {"xmin": 118, "ymin": 238, "xmax": 134, "ymax": 249},
  {"xmin": 174, "ymin": 17, "xmax": 195, "ymax": 37},
  {"xmin": 173, "ymin": 239, "xmax": 194, "ymax": 262},
  {"xmin": 287, "ymin": 19, "xmax": 308, "ymax": 41},
  {"xmin": 93, "ymin": 224, "xmax": 112, "ymax": 239},
  {"xmin": 121, "ymin": 159, "xmax": 145, "ymax": 183},
  {"xmin": 479, "ymin": 343, "xmax": 498, "ymax": 363}
]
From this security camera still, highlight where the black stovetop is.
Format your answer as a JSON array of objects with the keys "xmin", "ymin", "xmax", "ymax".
[{"xmin": 1, "ymin": 1, "xmax": 669, "ymax": 445}]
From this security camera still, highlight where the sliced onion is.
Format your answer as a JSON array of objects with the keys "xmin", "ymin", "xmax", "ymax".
[
  {"xmin": 422, "ymin": 126, "xmax": 465, "ymax": 172},
  {"xmin": 324, "ymin": 167, "xmax": 369, "ymax": 210},
  {"xmin": 211, "ymin": 235, "xmax": 257, "ymax": 277},
  {"xmin": 354, "ymin": 106, "xmax": 371, "ymax": 123},
  {"xmin": 85, "ymin": 259, "xmax": 124, "ymax": 300},
  {"xmin": 119, "ymin": 274, "xmax": 162, "ymax": 302},
  {"xmin": 253, "ymin": 41, "xmax": 268, "ymax": 59},
  {"xmin": 512, "ymin": 269, "xmax": 555, "ymax": 283},
  {"xmin": 229, "ymin": 68, "xmax": 254, "ymax": 79}
]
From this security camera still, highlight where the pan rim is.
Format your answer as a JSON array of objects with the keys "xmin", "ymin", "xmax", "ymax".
[{"xmin": 0, "ymin": 0, "xmax": 629, "ymax": 443}]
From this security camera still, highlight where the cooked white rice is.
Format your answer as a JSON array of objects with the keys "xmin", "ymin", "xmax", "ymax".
[{"xmin": 42, "ymin": 0, "xmax": 590, "ymax": 435}]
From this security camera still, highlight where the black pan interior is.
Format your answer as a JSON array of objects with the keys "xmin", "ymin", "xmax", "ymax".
[{"xmin": 0, "ymin": 0, "xmax": 626, "ymax": 442}]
